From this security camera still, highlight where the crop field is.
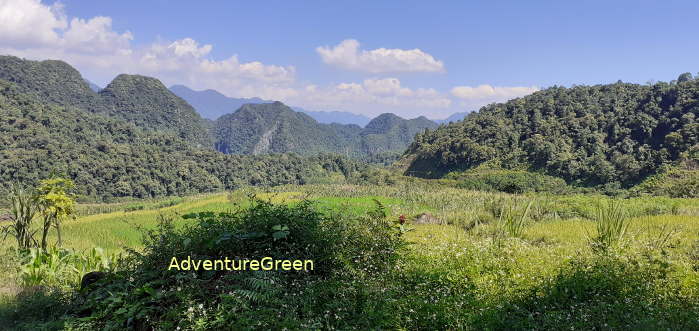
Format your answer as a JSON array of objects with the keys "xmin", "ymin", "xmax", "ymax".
[{"xmin": 2, "ymin": 182, "xmax": 699, "ymax": 329}]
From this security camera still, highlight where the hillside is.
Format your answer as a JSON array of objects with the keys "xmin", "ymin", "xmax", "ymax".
[
  {"xmin": 214, "ymin": 102, "xmax": 359, "ymax": 155},
  {"xmin": 0, "ymin": 57, "xmax": 365, "ymax": 200},
  {"xmin": 213, "ymin": 102, "xmax": 437, "ymax": 157},
  {"xmin": 361, "ymin": 113, "xmax": 438, "ymax": 154},
  {"xmin": 100, "ymin": 75, "xmax": 213, "ymax": 147},
  {"xmin": 0, "ymin": 55, "xmax": 105, "ymax": 112},
  {"xmin": 403, "ymin": 76, "xmax": 699, "ymax": 187}
]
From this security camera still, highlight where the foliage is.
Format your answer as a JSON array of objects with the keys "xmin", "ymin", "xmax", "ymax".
[
  {"xmin": 36, "ymin": 177, "xmax": 76, "ymax": 250},
  {"xmin": 1, "ymin": 184, "xmax": 39, "ymax": 250},
  {"xmin": 65, "ymin": 198, "xmax": 404, "ymax": 329},
  {"xmin": 450, "ymin": 169, "xmax": 571, "ymax": 194},
  {"xmin": 405, "ymin": 77, "xmax": 699, "ymax": 189},
  {"xmin": 20, "ymin": 247, "xmax": 118, "ymax": 289}
]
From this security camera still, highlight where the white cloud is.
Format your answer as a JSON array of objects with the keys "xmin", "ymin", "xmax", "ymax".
[
  {"xmin": 284, "ymin": 77, "xmax": 452, "ymax": 118},
  {"xmin": 0, "ymin": 0, "xmax": 66, "ymax": 47},
  {"xmin": 0, "ymin": 0, "xmax": 295, "ymax": 93},
  {"xmin": 167, "ymin": 38, "xmax": 211, "ymax": 58},
  {"xmin": 316, "ymin": 39, "xmax": 445, "ymax": 73}
]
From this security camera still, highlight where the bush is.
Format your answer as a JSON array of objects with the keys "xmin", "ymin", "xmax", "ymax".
[
  {"xmin": 68, "ymin": 198, "xmax": 405, "ymax": 329},
  {"xmin": 477, "ymin": 253, "xmax": 698, "ymax": 330},
  {"xmin": 452, "ymin": 170, "xmax": 571, "ymax": 194}
]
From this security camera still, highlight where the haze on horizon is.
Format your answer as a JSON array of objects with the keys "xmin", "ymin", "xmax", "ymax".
[{"xmin": 0, "ymin": 0, "xmax": 697, "ymax": 118}]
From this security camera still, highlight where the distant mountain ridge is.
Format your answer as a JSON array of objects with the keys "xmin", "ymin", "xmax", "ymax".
[{"xmin": 170, "ymin": 84, "xmax": 372, "ymax": 126}]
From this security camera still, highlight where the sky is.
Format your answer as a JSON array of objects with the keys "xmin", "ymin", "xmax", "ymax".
[{"xmin": 1, "ymin": 0, "xmax": 698, "ymax": 119}]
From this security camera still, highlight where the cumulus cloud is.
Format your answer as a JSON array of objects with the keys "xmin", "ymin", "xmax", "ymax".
[
  {"xmin": 449, "ymin": 85, "xmax": 539, "ymax": 109},
  {"xmin": 0, "ymin": 0, "xmax": 66, "ymax": 47},
  {"xmin": 451, "ymin": 85, "xmax": 539, "ymax": 100},
  {"xmin": 316, "ymin": 39, "xmax": 445, "ymax": 73},
  {"xmin": 284, "ymin": 78, "xmax": 452, "ymax": 118}
]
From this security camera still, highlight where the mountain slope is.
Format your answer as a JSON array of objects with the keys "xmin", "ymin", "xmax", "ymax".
[
  {"xmin": 361, "ymin": 114, "xmax": 438, "ymax": 154},
  {"xmin": 0, "ymin": 55, "xmax": 105, "ymax": 112},
  {"xmin": 403, "ymin": 77, "xmax": 699, "ymax": 187},
  {"xmin": 0, "ymin": 56, "xmax": 362, "ymax": 200},
  {"xmin": 214, "ymin": 102, "xmax": 360, "ymax": 155},
  {"xmin": 100, "ymin": 75, "xmax": 213, "ymax": 147},
  {"xmin": 213, "ymin": 102, "xmax": 437, "ymax": 157}
]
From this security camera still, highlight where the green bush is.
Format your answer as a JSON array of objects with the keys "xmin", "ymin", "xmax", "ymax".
[
  {"xmin": 68, "ymin": 198, "xmax": 405, "ymax": 329},
  {"xmin": 477, "ymin": 253, "xmax": 698, "ymax": 329},
  {"xmin": 452, "ymin": 170, "xmax": 571, "ymax": 194}
]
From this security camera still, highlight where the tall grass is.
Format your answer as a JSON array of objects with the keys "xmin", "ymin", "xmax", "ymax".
[
  {"xmin": 1, "ymin": 185, "xmax": 39, "ymax": 250},
  {"xmin": 589, "ymin": 200, "xmax": 631, "ymax": 252}
]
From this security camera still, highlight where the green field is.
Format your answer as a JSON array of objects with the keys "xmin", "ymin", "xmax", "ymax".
[{"xmin": 2, "ymin": 182, "xmax": 699, "ymax": 329}]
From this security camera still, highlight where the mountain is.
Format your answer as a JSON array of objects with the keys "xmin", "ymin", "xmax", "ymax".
[
  {"xmin": 402, "ymin": 77, "xmax": 699, "ymax": 187},
  {"xmin": 170, "ymin": 84, "xmax": 372, "ymax": 126},
  {"xmin": 214, "ymin": 102, "xmax": 359, "ymax": 155},
  {"xmin": 100, "ymin": 75, "xmax": 213, "ymax": 147},
  {"xmin": 0, "ymin": 55, "xmax": 105, "ymax": 112},
  {"xmin": 291, "ymin": 107, "xmax": 372, "ymax": 126},
  {"xmin": 213, "ymin": 102, "xmax": 437, "ymax": 157},
  {"xmin": 433, "ymin": 112, "xmax": 469, "ymax": 124},
  {"xmin": 0, "ymin": 55, "xmax": 361, "ymax": 200},
  {"xmin": 361, "ymin": 114, "xmax": 438, "ymax": 155},
  {"xmin": 169, "ymin": 85, "xmax": 272, "ymax": 120}
]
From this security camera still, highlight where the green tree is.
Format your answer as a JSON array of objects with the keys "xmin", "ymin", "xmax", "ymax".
[{"xmin": 36, "ymin": 177, "xmax": 76, "ymax": 249}]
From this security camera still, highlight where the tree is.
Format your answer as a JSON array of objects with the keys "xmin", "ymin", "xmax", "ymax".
[
  {"xmin": 36, "ymin": 177, "xmax": 76, "ymax": 250},
  {"xmin": 678, "ymin": 72, "xmax": 694, "ymax": 83}
]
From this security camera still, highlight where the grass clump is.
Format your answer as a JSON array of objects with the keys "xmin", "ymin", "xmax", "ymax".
[{"xmin": 589, "ymin": 200, "xmax": 631, "ymax": 252}]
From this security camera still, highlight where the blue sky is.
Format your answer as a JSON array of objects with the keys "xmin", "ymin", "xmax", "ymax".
[{"xmin": 1, "ymin": 0, "xmax": 698, "ymax": 118}]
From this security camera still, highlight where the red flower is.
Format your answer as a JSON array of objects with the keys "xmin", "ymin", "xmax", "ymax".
[{"xmin": 398, "ymin": 214, "xmax": 406, "ymax": 225}]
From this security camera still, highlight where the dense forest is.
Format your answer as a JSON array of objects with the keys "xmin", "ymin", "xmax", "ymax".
[
  {"xmin": 403, "ymin": 75, "xmax": 699, "ymax": 188},
  {"xmin": 213, "ymin": 102, "xmax": 437, "ymax": 157},
  {"xmin": 0, "ymin": 56, "xmax": 366, "ymax": 201}
]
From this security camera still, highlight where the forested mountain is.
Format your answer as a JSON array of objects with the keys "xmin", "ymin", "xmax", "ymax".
[
  {"xmin": 361, "ymin": 113, "xmax": 438, "ymax": 155},
  {"xmin": 100, "ymin": 75, "xmax": 213, "ymax": 147},
  {"xmin": 0, "ymin": 56, "xmax": 365, "ymax": 201},
  {"xmin": 212, "ymin": 102, "xmax": 437, "ymax": 157},
  {"xmin": 0, "ymin": 56, "xmax": 105, "ymax": 112},
  {"xmin": 170, "ymin": 84, "xmax": 372, "ymax": 126},
  {"xmin": 403, "ymin": 76, "xmax": 699, "ymax": 187}
]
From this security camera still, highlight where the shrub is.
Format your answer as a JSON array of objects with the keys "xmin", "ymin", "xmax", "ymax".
[
  {"xmin": 69, "ymin": 198, "xmax": 405, "ymax": 329},
  {"xmin": 477, "ymin": 253, "xmax": 697, "ymax": 330},
  {"xmin": 453, "ymin": 170, "xmax": 571, "ymax": 194}
]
